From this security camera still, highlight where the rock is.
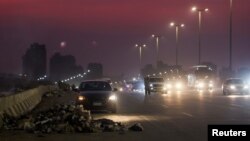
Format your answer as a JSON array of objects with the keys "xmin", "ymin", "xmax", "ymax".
[
  {"xmin": 55, "ymin": 123, "xmax": 67, "ymax": 133},
  {"xmin": 65, "ymin": 124, "xmax": 74, "ymax": 133},
  {"xmin": 75, "ymin": 126, "xmax": 83, "ymax": 133},
  {"xmin": 68, "ymin": 105, "xmax": 75, "ymax": 112},
  {"xmin": 23, "ymin": 121, "xmax": 35, "ymax": 132},
  {"xmin": 34, "ymin": 131, "xmax": 45, "ymax": 137},
  {"xmin": 46, "ymin": 127, "xmax": 52, "ymax": 134},
  {"xmin": 44, "ymin": 93, "xmax": 53, "ymax": 97},
  {"xmin": 128, "ymin": 123, "xmax": 143, "ymax": 132},
  {"xmin": 96, "ymin": 118, "xmax": 115, "ymax": 126}
]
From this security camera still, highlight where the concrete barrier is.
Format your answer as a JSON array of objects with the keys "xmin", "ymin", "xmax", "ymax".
[{"xmin": 0, "ymin": 85, "xmax": 57, "ymax": 128}]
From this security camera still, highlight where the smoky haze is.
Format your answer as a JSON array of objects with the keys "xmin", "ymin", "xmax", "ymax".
[{"xmin": 0, "ymin": 0, "xmax": 250, "ymax": 76}]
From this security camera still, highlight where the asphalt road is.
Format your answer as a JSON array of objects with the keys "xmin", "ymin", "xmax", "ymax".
[{"xmin": 1, "ymin": 89, "xmax": 250, "ymax": 141}]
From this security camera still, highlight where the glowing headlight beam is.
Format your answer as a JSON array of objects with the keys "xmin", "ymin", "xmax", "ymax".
[
  {"xmin": 197, "ymin": 82, "xmax": 204, "ymax": 88},
  {"xmin": 109, "ymin": 95, "xmax": 117, "ymax": 101},
  {"xmin": 78, "ymin": 96, "xmax": 85, "ymax": 101},
  {"xmin": 230, "ymin": 85, "xmax": 236, "ymax": 90},
  {"xmin": 175, "ymin": 83, "xmax": 182, "ymax": 89}
]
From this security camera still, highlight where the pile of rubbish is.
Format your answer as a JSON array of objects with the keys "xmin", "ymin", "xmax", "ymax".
[{"xmin": 1, "ymin": 104, "xmax": 143, "ymax": 134}]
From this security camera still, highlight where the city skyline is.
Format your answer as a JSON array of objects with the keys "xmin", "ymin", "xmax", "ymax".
[{"xmin": 0, "ymin": 0, "xmax": 250, "ymax": 76}]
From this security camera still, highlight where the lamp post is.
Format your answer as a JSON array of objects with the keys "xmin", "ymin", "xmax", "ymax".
[
  {"xmin": 191, "ymin": 6, "xmax": 209, "ymax": 64},
  {"xmin": 170, "ymin": 22, "xmax": 185, "ymax": 66},
  {"xmin": 229, "ymin": 0, "xmax": 233, "ymax": 71},
  {"xmin": 135, "ymin": 44, "xmax": 146, "ymax": 70},
  {"xmin": 151, "ymin": 34, "xmax": 161, "ymax": 64}
]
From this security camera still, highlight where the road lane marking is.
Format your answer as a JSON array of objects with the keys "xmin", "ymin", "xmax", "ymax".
[
  {"xmin": 230, "ymin": 104, "xmax": 242, "ymax": 108},
  {"xmin": 182, "ymin": 112, "xmax": 193, "ymax": 117}
]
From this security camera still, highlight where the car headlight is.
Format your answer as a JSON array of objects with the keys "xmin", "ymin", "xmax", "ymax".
[
  {"xmin": 163, "ymin": 87, "xmax": 167, "ymax": 91},
  {"xmin": 109, "ymin": 95, "xmax": 117, "ymax": 101},
  {"xmin": 78, "ymin": 96, "xmax": 85, "ymax": 101},
  {"xmin": 165, "ymin": 84, "xmax": 172, "ymax": 89},
  {"xmin": 244, "ymin": 85, "xmax": 249, "ymax": 89},
  {"xmin": 175, "ymin": 83, "xmax": 182, "ymax": 89},
  {"xmin": 230, "ymin": 85, "xmax": 236, "ymax": 90},
  {"xmin": 209, "ymin": 83, "xmax": 213, "ymax": 87},
  {"xmin": 119, "ymin": 88, "xmax": 123, "ymax": 92},
  {"xmin": 197, "ymin": 82, "xmax": 204, "ymax": 88}
]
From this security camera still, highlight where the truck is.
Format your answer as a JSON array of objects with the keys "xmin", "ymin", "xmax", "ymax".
[
  {"xmin": 187, "ymin": 65, "xmax": 216, "ymax": 91},
  {"xmin": 144, "ymin": 76, "xmax": 166, "ymax": 94}
]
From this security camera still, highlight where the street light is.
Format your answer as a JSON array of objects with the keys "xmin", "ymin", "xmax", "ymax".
[
  {"xmin": 229, "ymin": 0, "xmax": 233, "ymax": 71},
  {"xmin": 191, "ymin": 6, "xmax": 209, "ymax": 64},
  {"xmin": 151, "ymin": 34, "xmax": 161, "ymax": 64},
  {"xmin": 170, "ymin": 22, "xmax": 185, "ymax": 66},
  {"xmin": 135, "ymin": 43, "xmax": 146, "ymax": 70}
]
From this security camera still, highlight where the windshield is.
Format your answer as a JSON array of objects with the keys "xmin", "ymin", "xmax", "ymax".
[
  {"xmin": 149, "ymin": 78, "xmax": 164, "ymax": 82},
  {"xmin": 226, "ymin": 79, "xmax": 244, "ymax": 84},
  {"xmin": 194, "ymin": 67, "xmax": 213, "ymax": 78},
  {"xmin": 79, "ymin": 81, "xmax": 112, "ymax": 91}
]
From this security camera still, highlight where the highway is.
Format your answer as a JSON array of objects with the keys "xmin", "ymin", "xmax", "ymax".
[{"xmin": 1, "ymin": 90, "xmax": 250, "ymax": 141}]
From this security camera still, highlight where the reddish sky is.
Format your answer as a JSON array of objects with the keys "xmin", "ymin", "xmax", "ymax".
[{"xmin": 0, "ymin": 0, "xmax": 250, "ymax": 76}]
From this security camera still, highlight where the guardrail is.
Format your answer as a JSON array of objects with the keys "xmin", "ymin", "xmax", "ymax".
[{"xmin": 0, "ymin": 85, "xmax": 57, "ymax": 128}]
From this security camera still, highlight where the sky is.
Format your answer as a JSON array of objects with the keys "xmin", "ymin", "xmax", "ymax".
[{"xmin": 0, "ymin": 0, "xmax": 250, "ymax": 76}]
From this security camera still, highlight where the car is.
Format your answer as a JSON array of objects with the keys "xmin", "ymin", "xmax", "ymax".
[
  {"xmin": 131, "ymin": 81, "xmax": 144, "ymax": 92},
  {"xmin": 76, "ymin": 80, "xmax": 117, "ymax": 113},
  {"xmin": 144, "ymin": 76, "xmax": 166, "ymax": 94},
  {"xmin": 222, "ymin": 78, "xmax": 249, "ymax": 95}
]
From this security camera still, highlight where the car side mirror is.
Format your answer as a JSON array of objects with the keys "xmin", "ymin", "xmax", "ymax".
[{"xmin": 113, "ymin": 88, "xmax": 118, "ymax": 92}]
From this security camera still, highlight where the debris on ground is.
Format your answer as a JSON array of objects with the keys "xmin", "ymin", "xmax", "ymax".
[
  {"xmin": 1, "ymin": 104, "xmax": 135, "ymax": 134},
  {"xmin": 128, "ymin": 123, "xmax": 144, "ymax": 132},
  {"xmin": 43, "ymin": 90, "xmax": 61, "ymax": 98}
]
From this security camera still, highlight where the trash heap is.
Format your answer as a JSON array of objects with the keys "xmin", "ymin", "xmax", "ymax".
[{"xmin": 1, "ymin": 104, "xmax": 143, "ymax": 134}]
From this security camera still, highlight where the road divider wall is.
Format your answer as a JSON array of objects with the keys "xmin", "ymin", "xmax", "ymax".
[{"xmin": 0, "ymin": 85, "xmax": 57, "ymax": 128}]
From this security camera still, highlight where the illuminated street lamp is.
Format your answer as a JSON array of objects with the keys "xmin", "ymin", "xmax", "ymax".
[
  {"xmin": 191, "ymin": 6, "xmax": 209, "ymax": 64},
  {"xmin": 170, "ymin": 22, "xmax": 185, "ymax": 66},
  {"xmin": 135, "ymin": 44, "xmax": 146, "ymax": 70},
  {"xmin": 151, "ymin": 34, "xmax": 161, "ymax": 64}
]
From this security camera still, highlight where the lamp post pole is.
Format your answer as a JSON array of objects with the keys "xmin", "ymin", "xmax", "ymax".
[{"xmin": 192, "ymin": 6, "xmax": 209, "ymax": 64}]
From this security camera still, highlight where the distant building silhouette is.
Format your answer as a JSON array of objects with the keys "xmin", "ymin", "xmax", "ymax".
[
  {"xmin": 49, "ymin": 53, "xmax": 83, "ymax": 81},
  {"xmin": 141, "ymin": 61, "xmax": 183, "ymax": 77},
  {"xmin": 22, "ymin": 43, "xmax": 47, "ymax": 80},
  {"xmin": 86, "ymin": 63, "xmax": 103, "ymax": 79}
]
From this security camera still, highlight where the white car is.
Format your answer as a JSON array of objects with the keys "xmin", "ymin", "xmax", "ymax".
[{"xmin": 222, "ymin": 78, "xmax": 249, "ymax": 95}]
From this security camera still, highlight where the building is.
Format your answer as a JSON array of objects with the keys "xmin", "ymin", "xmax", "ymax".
[
  {"xmin": 22, "ymin": 43, "xmax": 47, "ymax": 80},
  {"xmin": 49, "ymin": 53, "xmax": 83, "ymax": 81}
]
